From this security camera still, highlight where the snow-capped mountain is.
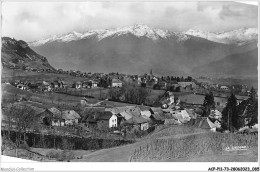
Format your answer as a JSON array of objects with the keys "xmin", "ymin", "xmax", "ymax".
[
  {"xmin": 28, "ymin": 24, "xmax": 258, "ymax": 75},
  {"xmin": 29, "ymin": 24, "xmax": 190, "ymax": 47},
  {"xmin": 185, "ymin": 27, "xmax": 258, "ymax": 45},
  {"xmin": 29, "ymin": 24, "xmax": 257, "ymax": 47}
]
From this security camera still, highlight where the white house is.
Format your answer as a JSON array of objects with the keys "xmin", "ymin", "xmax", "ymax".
[
  {"xmin": 89, "ymin": 80, "xmax": 98, "ymax": 88},
  {"xmin": 220, "ymin": 86, "xmax": 229, "ymax": 90},
  {"xmin": 92, "ymin": 81, "xmax": 98, "ymax": 88},
  {"xmin": 17, "ymin": 84, "xmax": 26, "ymax": 90},
  {"xmin": 109, "ymin": 114, "xmax": 118, "ymax": 128},
  {"xmin": 140, "ymin": 123, "xmax": 149, "ymax": 131},
  {"xmin": 112, "ymin": 79, "xmax": 123, "ymax": 88},
  {"xmin": 75, "ymin": 82, "xmax": 82, "ymax": 89},
  {"xmin": 171, "ymin": 110, "xmax": 191, "ymax": 124},
  {"xmin": 140, "ymin": 110, "xmax": 152, "ymax": 118}
]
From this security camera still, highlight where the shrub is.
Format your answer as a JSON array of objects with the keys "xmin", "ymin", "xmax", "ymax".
[{"xmin": 46, "ymin": 150, "xmax": 59, "ymax": 159}]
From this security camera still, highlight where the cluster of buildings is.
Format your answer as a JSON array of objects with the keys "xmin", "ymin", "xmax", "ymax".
[
  {"xmin": 197, "ymin": 82, "xmax": 255, "ymax": 96},
  {"xmin": 8, "ymin": 77, "xmax": 124, "ymax": 93},
  {"xmin": 9, "ymin": 79, "xmax": 66, "ymax": 92}
]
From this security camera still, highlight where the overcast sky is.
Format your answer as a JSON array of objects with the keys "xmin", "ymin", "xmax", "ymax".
[{"xmin": 1, "ymin": 1, "xmax": 258, "ymax": 42}]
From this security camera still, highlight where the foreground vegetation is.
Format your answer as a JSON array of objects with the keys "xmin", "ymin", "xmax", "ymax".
[{"xmin": 130, "ymin": 132, "xmax": 258, "ymax": 162}]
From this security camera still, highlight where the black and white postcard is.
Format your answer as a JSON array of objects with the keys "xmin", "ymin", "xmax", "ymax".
[{"xmin": 1, "ymin": 0, "xmax": 259, "ymax": 171}]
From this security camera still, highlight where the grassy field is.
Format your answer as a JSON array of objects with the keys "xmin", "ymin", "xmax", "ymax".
[
  {"xmin": 1, "ymin": 84, "xmax": 102, "ymax": 110},
  {"xmin": 196, "ymin": 76, "xmax": 258, "ymax": 89},
  {"xmin": 130, "ymin": 132, "xmax": 257, "ymax": 162},
  {"xmin": 68, "ymin": 125, "xmax": 257, "ymax": 162},
  {"xmin": 61, "ymin": 87, "xmax": 109, "ymax": 99},
  {"xmin": 1, "ymin": 69, "xmax": 88, "ymax": 85}
]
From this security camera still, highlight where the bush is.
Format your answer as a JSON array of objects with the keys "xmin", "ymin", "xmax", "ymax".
[{"xmin": 46, "ymin": 150, "xmax": 59, "ymax": 159}]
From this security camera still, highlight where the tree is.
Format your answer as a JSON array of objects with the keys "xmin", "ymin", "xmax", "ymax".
[
  {"xmin": 108, "ymin": 87, "xmax": 123, "ymax": 101},
  {"xmin": 9, "ymin": 104, "xmax": 36, "ymax": 146},
  {"xmin": 141, "ymin": 83, "xmax": 146, "ymax": 87},
  {"xmin": 221, "ymin": 93, "xmax": 238, "ymax": 131},
  {"xmin": 202, "ymin": 92, "xmax": 215, "ymax": 116},
  {"xmin": 249, "ymin": 87, "xmax": 256, "ymax": 100},
  {"xmin": 175, "ymin": 86, "xmax": 181, "ymax": 92},
  {"xmin": 236, "ymin": 88, "xmax": 258, "ymax": 128},
  {"xmin": 153, "ymin": 84, "xmax": 160, "ymax": 90}
]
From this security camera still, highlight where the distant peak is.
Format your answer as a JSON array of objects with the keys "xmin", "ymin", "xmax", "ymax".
[
  {"xmin": 29, "ymin": 25, "xmax": 258, "ymax": 47},
  {"xmin": 133, "ymin": 23, "xmax": 149, "ymax": 27}
]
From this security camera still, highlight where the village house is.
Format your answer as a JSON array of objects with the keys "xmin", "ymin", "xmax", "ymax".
[
  {"xmin": 149, "ymin": 107, "xmax": 165, "ymax": 124},
  {"xmin": 16, "ymin": 83, "xmax": 26, "ymax": 90},
  {"xmin": 123, "ymin": 116, "xmax": 150, "ymax": 131},
  {"xmin": 158, "ymin": 80, "xmax": 167, "ymax": 89},
  {"xmin": 193, "ymin": 117, "xmax": 220, "ymax": 132},
  {"xmin": 146, "ymin": 80, "xmax": 155, "ymax": 88},
  {"xmin": 166, "ymin": 81, "xmax": 179, "ymax": 90},
  {"xmin": 90, "ymin": 80, "xmax": 98, "ymax": 88},
  {"xmin": 111, "ymin": 78, "xmax": 123, "ymax": 88},
  {"xmin": 41, "ymin": 81, "xmax": 52, "ymax": 92},
  {"xmin": 109, "ymin": 113, "xmax": 122, "ymax": 128},
  {"xmin": 85, "ymin": 111, "xmax": 123, "ymax": 129},
  {"xmin": 37, "ymin": 108, "xmax": 55, "ymax": 126},
  {"xmin": 47, "ymin": 107, "xmax": 63, "ymax": 126},
  {"xmin": 51, "ymin": 81, "xmax": 59, "ymax": 89},
  {"xmin": 140, "ymin": 109, "xmax": 152, "ymax": 119},
  {"xmin": 220, "ymin": 85, "xmax": 230, "ymax": 91},
  {"xmin": 27, "ymin": 82, "xmax": 40, "ymax": 91},
  {"xmin": 81, "ymin": 81, "xmax": 90, "ymax": 88},
  {"xmin": 170, "ymin": 109, "xmax": 191, "ymax": 124},
  {"xmin": 96, "ymin": 112, "xmax": 113, "ymax": 129},
  {"xmin": 61, "ymin": 110, "xmax": 81, "ymax": 126},
  {"xmin": 118, "ymin": 111, "xmax": 132, "ymax": 120},
  {"xmin": 75, "ymin": 81, "xmax": 82, "ymax": 89},
  {"xmin": 178, "ymin": 82, "xmax": 196, "ymax": 88}
]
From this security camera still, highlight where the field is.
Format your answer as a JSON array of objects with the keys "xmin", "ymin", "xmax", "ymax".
[
  {"xmin": 130, "ymin": 132, "xmax": 257, "ymax": 162},
  {"xmin": 196, "ymin": 76, "xmax": 258, "ymax": 89},
  {"xmin": 68, "ymin": 125, "xmax": 258, "ymax": 162},
  {"xmin": 1, "ymin": 69, "xmax": 88, "ymax": 85},
  {"xmin": 1, "ymin": 84, "xmax": 101, "ymax": 110}
]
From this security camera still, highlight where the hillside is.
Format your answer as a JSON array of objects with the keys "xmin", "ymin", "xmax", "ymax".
[
  {"xmin": 29, "ymin": 24, "xmax": 257, "ymax": 75},
  {"xmin": 1, "ymin": 37, "xmax": 55, "ymax": 71},
  {"xmin": 192, "ymin": 48, "xmax": 258, "ymax": 76},
  {"xmin": 65, "ymin": 125, "xmax": 257, "ymax": 162}
]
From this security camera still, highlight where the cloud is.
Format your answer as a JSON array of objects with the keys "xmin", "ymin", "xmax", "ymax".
[
  {"xmin": 1, "ymin": 1, "xmax": 258, "ymax": 42},
  {"xmin": 219, "ymin": 2, "xmax": 258, "ymax": 20}
]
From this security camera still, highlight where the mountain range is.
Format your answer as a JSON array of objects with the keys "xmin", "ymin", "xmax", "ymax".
[
  {"xmin": 1, "ymin": 37, "xmax": 55, "ymax": 71},
  {"xmin": 8, "ymin": 24, "xmax": 259, "ymax": 76}
]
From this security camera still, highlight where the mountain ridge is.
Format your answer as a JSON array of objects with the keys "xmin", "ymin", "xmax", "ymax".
[
  {"xmin": 1, "ymin": 37, "xmax": 55, "ymax": 71},
  {"xmin": 29, "ymin": 24, "xmax": 257, "ymax": 47},
  {"xmin": 24, "ymin": 24, "xmax": 258, "ymax": 76},
  {"xmin": 192, "ymin": 48, "xmax": 258, "ymax": 76}
]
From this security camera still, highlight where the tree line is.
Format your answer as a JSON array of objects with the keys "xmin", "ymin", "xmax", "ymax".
[
  {"xmin": 108, "ymin": 85, "xmax": 150, "ymax": 105},
  {"xmin": 202, "ymin": 87, "xmax": 258, "ymax": 131}
]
